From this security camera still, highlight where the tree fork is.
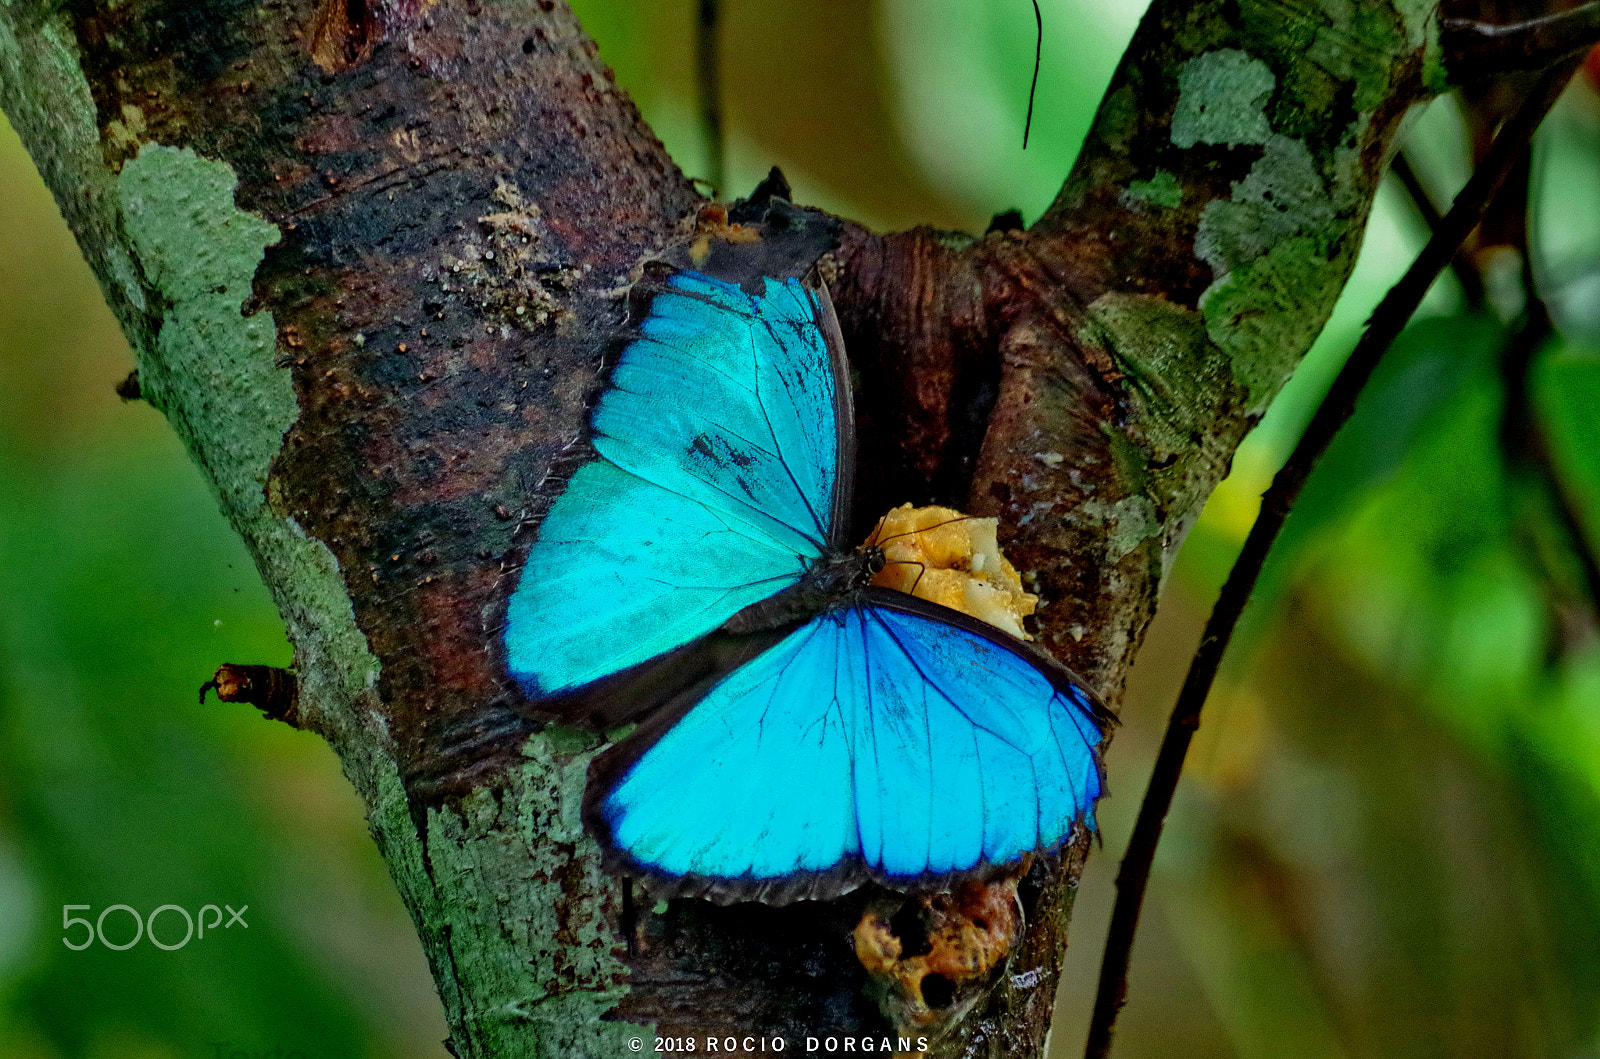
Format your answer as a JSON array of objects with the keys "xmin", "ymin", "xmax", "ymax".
[{"xmin": 0, "ymin": 0, "xmax": 1468, "ymax": 1055}]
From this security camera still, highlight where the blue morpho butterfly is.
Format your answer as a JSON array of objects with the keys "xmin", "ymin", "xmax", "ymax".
[{"xmin": 502, "ymin": 258, "xmax": 1109, "ymax": 904}]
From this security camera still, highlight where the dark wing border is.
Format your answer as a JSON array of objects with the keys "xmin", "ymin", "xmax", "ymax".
[{"xmin": 808, "ymin": 278, "xmax": 857, "ymax": 550}]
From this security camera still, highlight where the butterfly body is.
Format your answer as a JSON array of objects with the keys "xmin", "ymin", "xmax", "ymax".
[
  {"xmin": 503, "ymin": 256, "xmax": 1108, "ymax": 904},
  {"xmin": 717, "ymin": 543, "xmax": 882, "ymax": 635}
]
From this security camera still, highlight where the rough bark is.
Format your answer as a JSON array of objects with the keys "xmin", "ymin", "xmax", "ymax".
[{"xmin": 0, "ymin": 0, "xmax": 1450, "ymax": 1056}]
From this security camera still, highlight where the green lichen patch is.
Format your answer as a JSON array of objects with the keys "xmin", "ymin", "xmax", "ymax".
[
  {"xmin": 1396, "ymin": 0, "xmax": 1447, "ymax": 93},
  {"xmin": 1191, "ymin": 125, "xmax": 1362, "ymax": 410},
  {"xmin": 1201, "ymin": 234, "xmax": 1342, "ymax": 402},
  {"xmin": 1156, "ymin": 12, "xmax": 1437, "ymax": 420},
  {"xmin": 1289, "ymin": 8, "xmax": 1403, "ymax": 116},
  {"xmin": 1078, "ymin": 493, "xmax": 1161, "ymax": 564},
  {"xmin": 1195, "ymin": 136, "xmax": 1334, "ymax": 278},
  {"xmin": 421, "ymin": 736, "xmax": 632, "ymax": 1059},
  {"xmin": 1230, "ymin": 0, "xmax": 1436, "ymax": 115},
  {"xmin": 1121, "ymin": 170, "xmax": 1182, "ymax": 210},
  {"xmin": 117, "ymin": 145, "xmax": 380, "ymax": 711},
  {"xmin": 1170, "ymin": 50, "xmax": 1275, "ymax": 149},
  {"xmin": 1082, "ymin": 292, "xmax": 1229, "ymax": 463},
  {"xmin": 1393, "ymin": 0, "xmax": 1438, "ymax": 50},
  {"xmin": 118, "ymin": 145, "xmax": 285, "ymax": 501}
]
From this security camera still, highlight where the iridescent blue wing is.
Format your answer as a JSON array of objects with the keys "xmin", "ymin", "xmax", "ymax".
[
  {"xmin": 506, "ymin": 460, "xmax": 810, "ymax": 698},
  {"xmin": 589, "ymin": 590, "xmax": 1109, "ymax": 903},
  {"xmin": 504, "ymin": 268, "xmax": 852, "ymax": 699},
  {"xmin": 594, "ymin": 270, "xmax": 847, "ymax": 552}
]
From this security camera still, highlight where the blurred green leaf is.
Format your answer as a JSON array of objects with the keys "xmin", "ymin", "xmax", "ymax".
[
  {"xmin": 1253, "ymin": 312, "xmax": 1510, "ymax": 610},
  {"xmin": 0, "ymin": 443, "xmax": 383, "ymax": 1056}
]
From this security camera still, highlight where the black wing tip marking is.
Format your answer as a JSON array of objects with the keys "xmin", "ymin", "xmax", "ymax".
[{"xmin": 620, "ymin": 267, "xmax": 840, "ymax": 550}]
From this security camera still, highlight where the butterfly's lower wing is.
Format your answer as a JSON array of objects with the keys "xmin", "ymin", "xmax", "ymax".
[
  {"xmin": 504, "ymin": 268, "xmax": 852, "ymax": 700},
  {"xmin": 587, "ymin": 616, "xmax": 857, "ymax": 903},
  {"xmin": 588, "ymin": 590, "xmax": 1109, "ymax": 904},
  {"xmin": 849, "ymin": 593, "xmax": 1110, "ymax": 875}
]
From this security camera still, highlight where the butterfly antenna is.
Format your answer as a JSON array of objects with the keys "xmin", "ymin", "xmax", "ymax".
[
  {"xmin": 866, "ymin": 512, "xmax": 890, "ymax": 548},
  {"xmin": 877, "ymin": 556, "xmax": 931, "ymax": 597},
  {"xmin": 872, "ymin": 514, "xmax": 981, "ymax": 547},
  {"xmin": 884, "ymin": 558, "xmax": 930, "ymax": 598},
  {"xmin": 1022, "ymin": 0, "xmax": 1042, "ymax": 150}
]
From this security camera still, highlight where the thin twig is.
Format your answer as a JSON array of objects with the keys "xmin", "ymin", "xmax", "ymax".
[
  {"xmin": 697, "ymin": 0, "xmax": 725, "ymax": 196},
  {"xmin": 1500, "ymin": 269, "xmax": 1600, "ymax": 626},
  {"xmin": 1081, "ymin": 60, "xmax": 1580, "ymax": 1059},
  {"xmin": 1443, "ymin": 2, "xmax": 1600, "ymax": 79},
  {"xmin": 1389, "ymin": 148, "xmax": 1488, "ymax": 310},
  {"xmin": 1023, "ymin": 0, "xmax": 1042, "ymax": 150}
]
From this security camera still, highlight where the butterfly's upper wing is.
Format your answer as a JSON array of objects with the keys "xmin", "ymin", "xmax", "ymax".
[
  {"xmin": 589, "ymin": 589, "xmax": 1110, "ymax": 904},
  {"xmin": 596, "ymin": 269, "xmax": 853, "ymax": 551},
  {"xmin": 504, "ymin": 268, "xmax": 854, "ymax": 700}
]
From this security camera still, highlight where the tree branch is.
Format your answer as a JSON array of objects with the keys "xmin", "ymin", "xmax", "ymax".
[
  {"xmin": 1500, "ymin": 273, "xmax": 1600, "ymax": 626},
  {"xmin": 1442, "ymin": 3, "xmax": 1600, "ymax": 79},
  {"xmin": 1389, "ymin": 148, "xmax": 1489, "ymax": 310},
  {"xmin": 1082, "ymin": 59, "xmax": 1579, "ymax": 1059}
]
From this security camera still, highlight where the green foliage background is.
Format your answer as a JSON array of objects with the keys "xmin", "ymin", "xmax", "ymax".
[{"xmin": 0, "ymin": 1, "xmax": 1596, "ymax": 1056}]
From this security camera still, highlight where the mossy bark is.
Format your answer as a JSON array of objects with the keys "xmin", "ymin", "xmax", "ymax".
[{"xmin": 0, "ymin": 0, "xmax": 1449, "ymax": 1055}]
